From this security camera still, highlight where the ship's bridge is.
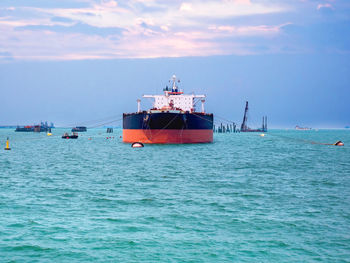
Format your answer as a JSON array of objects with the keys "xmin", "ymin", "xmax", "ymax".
[
  {"xmin": 144, "ymin": 94, "xmax": 204, "ymax": 112},
  {"xmin": 142, "ymin": 75, "xmax": 205, "ymax": 112}
]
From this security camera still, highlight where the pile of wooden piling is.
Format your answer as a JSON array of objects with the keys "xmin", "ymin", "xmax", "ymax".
[{"xmin": 213, "ymin": 123, "xmax": 240, "ymax": 133}]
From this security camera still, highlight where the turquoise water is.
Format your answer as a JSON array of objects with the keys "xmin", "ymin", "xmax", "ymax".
[{"xmin": 1, "ymin": 129, "xmax": 350, "ymax": 262}]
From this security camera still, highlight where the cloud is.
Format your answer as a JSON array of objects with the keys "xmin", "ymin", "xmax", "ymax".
[
  {"xmin": 177, "ymin": 1, "xmax": 284, "ymax": 18},
  {"xmin": 0, "ymin": 51, "xmax": 14, "ymax": 61},
  {"xmin": 0, "ymin": 0, "xmax": 91, "ymax": 9},
  {"xmin": 208, "ymin": 23, "xmax": 290, "ymax": 36},
  {"xmin": 280, "ymin": 21, "xmax": 350, "ymax": 54},
  {"xmin": 35, "ymin": 0, "xmax": 286, "ymax": 29},
  {"xmin": 317, "ymin": 3, "xmax": 334, "ymax": 10},
  {"xmin": 5, "ymin": 0, "xmax": 349, "ymax": 60},
  {"xmin": 51, "ymin": 16, "xmax": 74, "ymax": 23},
  {"xmin": 179, "ymin": 3, "xmax": 193, "ymax": 12},
  {"xmin": 100, "ymin": 0, "xmax": 118, "ymax": 8},
  {"xmin": 15, "ymin": 22, "xmax": 124, "ymax": 37}
]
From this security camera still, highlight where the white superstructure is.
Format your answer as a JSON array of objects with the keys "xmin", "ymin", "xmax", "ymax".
[{"xmin": 142, "ymin": 75, "xmax": 205, "ymax": 112}]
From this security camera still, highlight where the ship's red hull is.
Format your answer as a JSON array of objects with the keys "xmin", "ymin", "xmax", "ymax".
[{"xmin": 123, "ymin": 129, "xmax": 213, "ymax": 144}]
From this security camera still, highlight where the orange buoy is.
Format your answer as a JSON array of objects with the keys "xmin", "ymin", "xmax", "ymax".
[{"xmin": 334, "ymin": 141, "xmax": 344, "ymax": 146}]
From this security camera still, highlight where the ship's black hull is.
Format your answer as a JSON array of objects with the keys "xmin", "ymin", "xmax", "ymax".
[
  {"xmin": 123, "ymin": 112, "xmax": 213, "ymax": 130},
  {"xmin": 62, "ymin": 135, "xmax": 78, "ymax": 139},
  {"xmin": 15, "ymin": 128, "xmax": 34, "ymax": 132},
  {"xmin": 123, "ymin": 112, "xmax": 213, "ymax": 144}
]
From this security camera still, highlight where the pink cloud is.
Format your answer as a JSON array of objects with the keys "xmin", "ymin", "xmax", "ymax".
[
  {"xmin": 100, "ymin": 0, "xmax": 118, "ymax": 8},
  {"xmin": 0, "ymin": 0, "xmax": 290, "ymax": 60},
  {"xmin": 208, "ymin": 23, "xmax": 290, "ymax": 36},
  {"xmin": 229, "ymin": 0, "xmax": 251, "ymax": 5},
  {"xmin": 317, "ymin": 3, "xmax": 334, "ymax": 10}
]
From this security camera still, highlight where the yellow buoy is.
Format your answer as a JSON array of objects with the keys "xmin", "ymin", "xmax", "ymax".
[
  {"xmin": 47, "ymin": 133, "xmax": 52, "ymax": 136},
  {"xmin": 260, "ymin": 133, "xmax": 265, "ymax": 137},
  {"xmin": 4, "ymin": 137, "xmax": 11, "ymax": 150}
]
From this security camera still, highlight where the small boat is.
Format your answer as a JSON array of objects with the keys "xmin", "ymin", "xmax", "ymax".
[
  {"xmin": 62, "ymin": 132, "xmax": 78, "ymax": 139},
  {"xmin": 72, "ymin": 126, "xmax": 87, "ymax": 132}
]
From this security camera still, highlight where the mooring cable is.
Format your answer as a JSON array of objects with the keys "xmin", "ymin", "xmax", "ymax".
[{"xmin": 264, "ymin": 132, "xmax": 344, "ymax": 146}]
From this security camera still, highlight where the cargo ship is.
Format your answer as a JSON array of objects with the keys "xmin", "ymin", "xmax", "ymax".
[
  {"xmin": 15, "ymin": 122, "xmax": 54, "ymax": 132},
  {"xmin": 123, "ymin": 75, "xmax": 213, "ymax": 144}
]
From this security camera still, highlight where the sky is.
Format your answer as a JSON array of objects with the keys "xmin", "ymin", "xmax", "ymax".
[{"xmin": 0, "ymin": 0, "xmax": 349, "ymax": 128}]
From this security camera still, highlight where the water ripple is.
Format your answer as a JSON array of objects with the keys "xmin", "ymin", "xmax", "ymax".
[{"xmin": 0, "ymin": 128, "xmax": 349, "ymax": 262}]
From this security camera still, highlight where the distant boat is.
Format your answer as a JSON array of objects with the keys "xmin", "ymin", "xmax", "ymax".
[
  {"xmin": 295, "ymin": 125, "xmax": 312, "ymax": 130},
  {"xmin": 15, "ymin": 121, "xmax": 54, "ymax": 132},
  {"xmin": 71, "ymin": 126, "xmax": 87, "ymax": 132},
  {"xmin": 240, "ymin": 101, "xmax": 267, "ymax": 132},
  {"xmin": 62, "ymin": 132, "xmax": 78, "ymax": 139}
]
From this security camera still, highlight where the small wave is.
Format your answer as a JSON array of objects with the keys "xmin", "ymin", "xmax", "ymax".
[
  {"xmin": 10, "ymin": 244, "xmax": 53, "ymax": 252},
  {"xmin": 140, "ymin": 198, "xmax": 153, "ymax": 202}
]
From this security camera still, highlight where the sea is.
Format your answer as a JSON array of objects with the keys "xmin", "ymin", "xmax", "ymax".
[{"xmin": 0, "ymin": 128, "xmax": 349, "ymax": 262}]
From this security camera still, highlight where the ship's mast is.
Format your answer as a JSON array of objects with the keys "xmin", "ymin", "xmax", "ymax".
[
  {"xmin": 241, "ymin": 101, "xmax": 249, "ymax": 131},
  {"xmin": 171, "ymin": 75, "xmax": 177, "ymax": 92}
]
